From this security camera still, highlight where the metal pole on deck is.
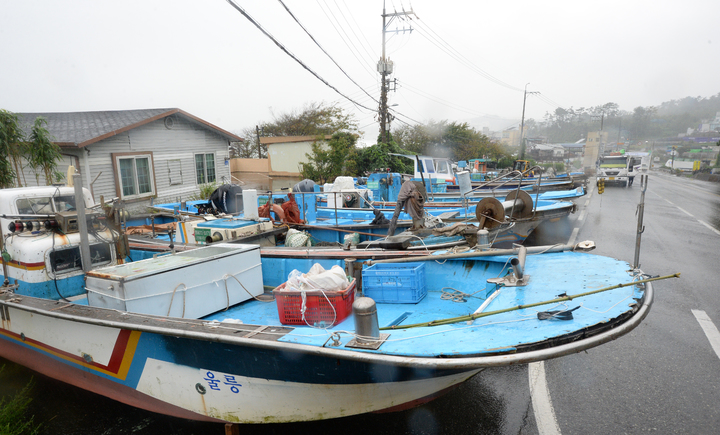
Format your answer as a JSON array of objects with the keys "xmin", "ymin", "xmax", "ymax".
[
  {"xmin": 0, "ymin": 225, "xmax": 10, "ymax": 287},
  {"xmin": 73, "ymin": 173, "xmax": 92, "ymax": 273},
  {"xmin": 633, "ymin": 174, "xmax": 647, "ymax": 269}
]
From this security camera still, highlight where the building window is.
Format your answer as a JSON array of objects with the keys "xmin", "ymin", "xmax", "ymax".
[
  {"xmin": 113, "ymin": 153, "xmax": 155, "ymax": 200},
  {"xmin": 195, "ymin": 153, "xmax": 216, "ymax": 184}
]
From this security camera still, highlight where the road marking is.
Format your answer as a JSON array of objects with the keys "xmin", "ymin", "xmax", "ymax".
[
  {"xmin": 698, "ymin": 220, "xmax": 720, "ymax": 237},
  {"xmin": 584, "ymin": 199, "xmax": 590, "ymax": 207},
  {"xmin": 692, "ymin": 310, "xmax": 720, "ymax": 359},
  {"xmin": 568, "ymin": 227, "xmax": 579, "ymax": 246},
  {"xmin": 577, "ymin": 210, "xmax": 586, "ymax": 221},
  {"xmin": 529, "ymin": 361, "xmax": 561, "ymax": 435},
  {"xmin": 677, "ymin": 207, "xmax": 694, "ymax": 217},
  {"xmin": 650, "ymin": 191, "xmax": 719, "ymax": 236}
]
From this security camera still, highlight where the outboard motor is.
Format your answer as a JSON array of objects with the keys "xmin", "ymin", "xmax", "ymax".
[
  {"xmin": 209, "ymin": 184, "xmax": 244, "ymax": 214},
  {"xmin": 292, "ymin": 179, "xmax": 316, "ymax": 193}
]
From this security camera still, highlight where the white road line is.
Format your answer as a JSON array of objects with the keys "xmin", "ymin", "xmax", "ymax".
[
  {"xmin": 584, "ymin": 199, "xmax": 590, "ymax": 207},
  {"xmin": 692, "ymin": 310, "xmax": 720, "ymax": 359},
  {"xmin": 698, "ymin": 220, "xmax": 720, "ymax": 237},
  {"xmin": 568, "ymin": 227, "xmax": 579, "ymax": 246},
  {"xmin": 529, "ymin": 361, "xmax": 561, "ymax": 435},
  {"xmin": 577, "ymin": 210, "xmax": 586, "ymax": 221},
  {"xmin": 676, "ymin": 207, "xmax": 694, "ymax": 217}
]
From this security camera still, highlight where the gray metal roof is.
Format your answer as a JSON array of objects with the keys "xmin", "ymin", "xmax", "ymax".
[{"xmin": 17, "ymin": 108, "xmax": 241, "ymax": 147}]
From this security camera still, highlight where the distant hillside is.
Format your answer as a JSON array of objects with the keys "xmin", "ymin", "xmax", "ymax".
[{"xmin": 530, "ymin": 92, "xmax": 720, "ymax": 144}]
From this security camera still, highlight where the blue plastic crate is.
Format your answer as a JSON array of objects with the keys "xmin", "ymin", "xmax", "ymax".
[{"xmin": 362, "ymin": 263, "xmax": 427, "ymax": 303}]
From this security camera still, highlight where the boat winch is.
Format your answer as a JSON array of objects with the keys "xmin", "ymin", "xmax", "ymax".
[{"xmin": 475, "ymin": 190, "xmax": 534, "ymax": 229}]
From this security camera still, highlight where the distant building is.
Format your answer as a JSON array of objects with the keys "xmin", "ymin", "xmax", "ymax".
[{"xmin": 260, "ymin": 135, "xmax": 332, "ymax": 179}]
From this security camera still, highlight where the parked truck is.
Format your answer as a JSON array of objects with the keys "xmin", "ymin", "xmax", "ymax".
[{"xmin": 596, "ymin": 154, "xmax": 635, "ymax": 187}]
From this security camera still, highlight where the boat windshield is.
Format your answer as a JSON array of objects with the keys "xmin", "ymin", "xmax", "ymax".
[
  {"xmin": 436, "ymin": 160, "xmax": 450, "ymax": 175},
  {"xmin": 15, "ymin": 195, "xmax": 77, "ymax": 215}
]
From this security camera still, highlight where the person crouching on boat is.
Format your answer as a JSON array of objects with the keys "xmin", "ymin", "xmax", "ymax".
[{"xmin": 387, "ymin": 180, "xmax": 426, "ymax": 236}]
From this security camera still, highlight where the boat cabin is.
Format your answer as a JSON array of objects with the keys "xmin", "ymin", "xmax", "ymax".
[{"xmin": 390, "ymin": 154, "xmax": 456, "ymax": 189}]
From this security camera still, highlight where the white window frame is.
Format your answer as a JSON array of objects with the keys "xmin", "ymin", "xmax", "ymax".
[
  {"xmin": 195, "ymin": 152, "xmax": 217, "ymax": 185},
  {"xmin": 112, "ymin": 152, "xmax": 156, "ymax": 200}
]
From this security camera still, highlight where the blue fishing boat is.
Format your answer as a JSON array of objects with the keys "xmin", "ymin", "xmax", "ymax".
[
  {"xmin": 0, "ymin": 181, "xmax": 674, "ymax": 424},
  {"xmin": 1, "ymin": 237, "xmax": 666, "ymax": 423}
]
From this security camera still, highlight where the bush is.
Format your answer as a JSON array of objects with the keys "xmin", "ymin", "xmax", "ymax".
[
  {"xmin": 0, "ymin": 366, "xmax": 41, "ymax": 435},
  {"xmin": 189, "ymin": 182, "xmax": 218, "ymax": 201}
]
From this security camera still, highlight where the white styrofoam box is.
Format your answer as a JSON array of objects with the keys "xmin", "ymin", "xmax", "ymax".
[
  {"xmin": 331, "ymin": 176, "xmax": 355, "ymax": 191},
  {"xmin": 86, "ymin": 243, "xmax": 263, "ymax": 319},
  {"xmin": 243, "ymin": 189, "xmax": 259, "ymax": 220}
]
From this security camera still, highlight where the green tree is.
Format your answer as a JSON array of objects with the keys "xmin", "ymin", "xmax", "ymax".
[
  {"xmin": 0, "ymin": 110, "xmax": 25, "ymax": 188},
  {"xmin": 355, "ymin": 134, "xmax": 414, "ymax": 175},
  {"xmin": 299, "ymin": 132, "xmax": 359, "ymax": 184},
  {"xmin": 246, "ymin": 102, "xmax": 359, "ymax": 159},
  {"xmin": 27, "ymin": 117, "xmax": 64, "ymax": 184},
  {"xmin": 392, "ymin": 120, "xmax": 508, "ymax": 163}
]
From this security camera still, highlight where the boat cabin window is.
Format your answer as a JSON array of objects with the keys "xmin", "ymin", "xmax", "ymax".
[
  {"xmin": 16, "ymin": 198, "xmax": 53, "ymax": 215},
  {"xmin": 49, "ymin": 243, "xmax": 113, "ymax": 274},
  {"xmin": 435, "ymin": 160, "xmax": 450, "ymax": 175},
  {"xmin": 50, "ymin": 246, "xmax": 82, "ymax": 273},
  {"xmin": 423, "ymin": 159, "xmax": 435, "ymax": 173},
  {"xmin": 15, "ymin": 195, "xmax": 77, "ymax": 215},
  {"xmin": 53, "ymin": 195, "xmax": 77, "ymax": 212}
]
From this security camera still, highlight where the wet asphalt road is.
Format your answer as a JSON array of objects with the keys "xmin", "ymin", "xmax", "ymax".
[{"xmin": 2, "ymin": 171, "xmax": 720, "ymax": 434}]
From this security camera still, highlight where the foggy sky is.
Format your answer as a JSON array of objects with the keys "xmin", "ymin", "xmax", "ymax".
[{"xmin": 1, "ymin": 0, "xmax": 718, "ymax": 145}]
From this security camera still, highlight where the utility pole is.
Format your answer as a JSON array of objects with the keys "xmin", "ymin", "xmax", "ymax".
[
  {"xmin": 519, "ymin": 84, "xmax": 538, "ymax": 160},
  {"xmin": 255, "ymin": 125, "xmax": 262, "ymax": 159},
  {"xmin": 378, "ymin": 1, "xmax": 414, "ymax": 144}
]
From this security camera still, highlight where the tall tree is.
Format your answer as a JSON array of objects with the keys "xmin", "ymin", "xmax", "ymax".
[
  {"xmin": 0, "ymin": 110, "xmax": 24, "ymax": 188},
  {"xmin": 247, "ymin": 102, "xmax": 359, "ymax": 158},
  {"xmin": 261, "ymin": 102, "xmax": 358, "ymax": 137},
  {"xmin": 393, "ymin": 120, "xmax": 507, "ymax": 163},
  {"xmin": 299, "ymin": 132, "xmax": 359, "ymax": 184},
  {"xmin": 355, "ymin": 133, "xmax": 414, "ymax": 175},
  {"xmin": 27, "ymin": 117, "xmax": 63, "ymax": 184}
]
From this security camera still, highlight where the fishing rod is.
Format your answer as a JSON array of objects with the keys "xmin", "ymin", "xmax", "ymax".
[{"xmin": 381, "ymin": 273, "xmax": 680, "ymax": 330}]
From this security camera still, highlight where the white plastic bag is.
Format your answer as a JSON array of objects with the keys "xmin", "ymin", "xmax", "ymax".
[{"xmin": 284, "ymin": 264, "xmax": 349, "ymax": 292}]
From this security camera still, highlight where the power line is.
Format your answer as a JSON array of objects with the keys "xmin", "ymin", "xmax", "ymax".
[
  {"xmin": 410, "ymin": 19, "xmax": 524, "ymax": 93},
  {"xmin": 331, "ymin": 0, "xmax": 378, "ymax": 64},
  {"xmin": 389, "ymin": 107, "xmax": 421, "ymax": 125},
  {"xmin": 278, "ymin": 0, "xmax": 378, "ymax": 104},
  {"xmin": 225, "ymin": 0, "xmax": 376, "ymax": 113},
  {"xmin": 338, "ymin": 0, "xmax": 378, "ymax": 60},
  {"xmin": 316, "ymin": 0, "xmax": 377, "ymax": 80},
  {"xmin": 399, "ymin": 81, "xmax": 497, "ymax": 118}
]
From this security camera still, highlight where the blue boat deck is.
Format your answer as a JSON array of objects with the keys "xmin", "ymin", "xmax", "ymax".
[{"xmin": 183, "ymin": 251, "xmax": 643, "ymax": 358}]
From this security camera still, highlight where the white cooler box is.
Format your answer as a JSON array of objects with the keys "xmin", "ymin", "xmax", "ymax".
[{"xmin": 86, "ymin": 243, "xmax": 263, "ymax": 319}]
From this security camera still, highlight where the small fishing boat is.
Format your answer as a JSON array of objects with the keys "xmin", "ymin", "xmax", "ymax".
[
  {"xmin": 0, "ymin": 176, "xmax": 675, "ymax": 424},
  {"xmin": 1, "ymin": 238, "xmax": 667, "ymax": 424}
]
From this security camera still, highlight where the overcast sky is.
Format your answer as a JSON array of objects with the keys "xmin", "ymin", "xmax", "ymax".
[{"xmin": 2, "ymin": 0, "xmax": 719, "ymax": 145}]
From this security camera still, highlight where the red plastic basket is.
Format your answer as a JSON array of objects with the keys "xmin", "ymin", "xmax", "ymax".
[{"xmin": 273, "ymin": 279, "xmax": 356, "ymax": 326}]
